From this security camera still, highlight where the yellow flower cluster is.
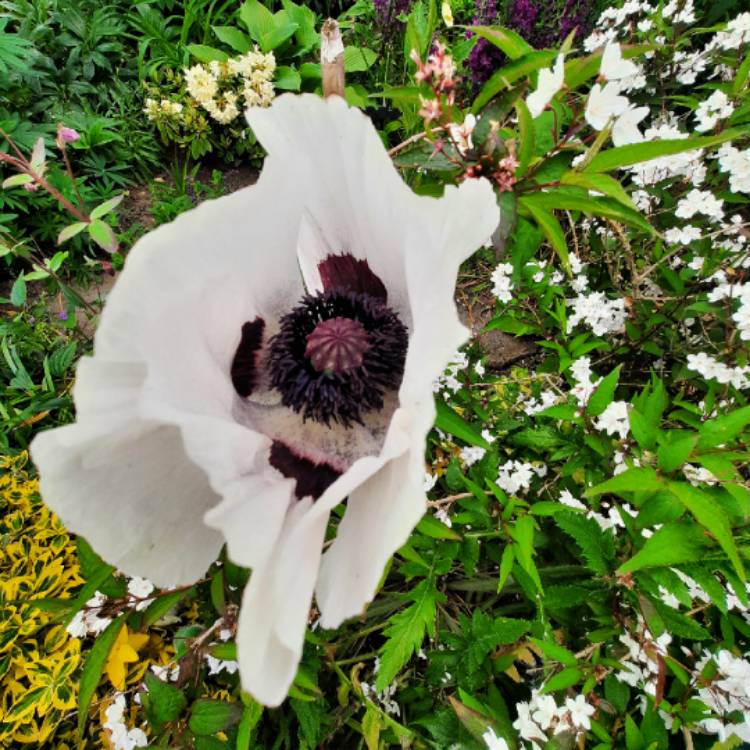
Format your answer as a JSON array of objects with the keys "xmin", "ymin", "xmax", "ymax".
[
  {"xmin": 143, "ymin": 98, "xmax": 184, "ymax": 120},
  {"xmin": 0, "ymin": 453, "xmax": 83, "ymax": 747},
  {"xmin": 183, "ymin": 49, "xmax": 276, "ymax": 125}
]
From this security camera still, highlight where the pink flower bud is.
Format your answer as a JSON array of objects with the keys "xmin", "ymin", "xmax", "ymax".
[{"xmin": 58, "ymin": 127, "xmax": 80, "ymax": 143}]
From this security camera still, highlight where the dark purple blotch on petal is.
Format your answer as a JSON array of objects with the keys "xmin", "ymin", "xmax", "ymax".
[
  {"xmin": 230, "ymin": 317, "xmax": 265, "ymax": 398},
  {"xmin": 319, "ymin": 253, "xmax": 388, "ymax": 302},
  {"xmin": 269, "ymin": 440, "xmax": 341, "ymax": 500}
]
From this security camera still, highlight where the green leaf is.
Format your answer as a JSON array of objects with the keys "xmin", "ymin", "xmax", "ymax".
[
  {"xmin": 78, "ymin": 616, "xmax": 126, "ymax": 734},
  {"xmin": 584, "ymin": 128, "xmax": 743, "ymax": 173},
  {"xmin": 467, "ymin": 25, "xmax": 532, "ymax": 59},
  {"xmin": 520, "ymin": 190, "xmax": 654, "ymax": 235},
  {"xmin": 10, "ymin": 276, "xmax": 26, "ymax": 307},
  {"xmin": 559, "ymin": 171, "xmax": 635, "ymax": 208},
  {"xmin": 236, "ymin": 699, "xmax": 263, "ymax": 750},
  {"xmin": 416, "ymin": 513, "xmax": 462, "ymax": 540},
  {"xmin": 49, "ymin": 342, "xmax": 77, "ymax": 377},
  {"xmin": 141, "ymin": 589, "xmax": 187, "ymax": 627},
  {"xmin": 541, "ymin": 667, "xmax": 583, "ymax": 693},
  {"xmin": 143, "ymin": 673, "xmax": 187, "ymax": 726},
  {"xmin": 518, "ymin": 196, "xmax": 569, "ymax": 272},
  {"xmin": 87, "ymin": 219, "xmax": 118, "ymax": 253},
  {"xmin": 586, "ymin": 365, "xmax": 621, "ymax": 417},
  {"xmin": 554, "ymin": 511, "xmax": 614, "ymax": 575},
  {"xmin": 585, "ymin": 467, "xmax": 663, "ymax": 498},
  {"xmin": 515, "ymin": 98, "xmax": 534, "ymax": 177},
  {"xmin": 189, "ymin": 699, "xmax": 242, "ymax": 736},
  {"xmin": 617, "ymin": 522, "xmax": 708, "ymax": 574},
  {"xmin": 434, "ymin": 399, "xmax": 491, "ymax": 448},
  {"xmin": 657, "ymin": 431, "xmax": 697, "ymax": 473},
  {"xmin": 604, "ymin": 674, "xmax": 630, "ymax": 713},
  {"xmin": 89, "ymin": 194, "xmax": 124, "ymax": 220},
  {"xmin": 376, "ymin": 576, "xmax": 445, "ymax": 690},
  {"xmin": 697, "ymin": 406, "xmax": 750, "ymax": 450},
  {"xmin": 186, "ymin": 44, "xmax": 229, "ymax": 62},
  {"xmin": 472, "ymin": 51, "xmax": 557, "ymax": 113},
  {"xmin": 259, "ymin": 22, "xmax": 298, "ymax": 53},
  {"xmin": 239, "ymin": 0, "xmax": 274, "ymax": 41},
  {"xmin": 2, "ymin": 173, "xmax": 34, "ymax": 189},
  {"xmin": 344, "ymin": 46, "xmax": 377, "ymax": 72},
  {"xmin": 668, "ymin": 482, "xmax": 745, "ymax": 582},
  {"xmin": 212, "ymin": 25, "xmax": 252, "ymax": 53},
  {"xmin": 529, "ymin": 638, "xmax": 577, "ymax": 667},
  {"xmin": 274, "ymin": 65, "xmax": 301, "ymax": 91}
]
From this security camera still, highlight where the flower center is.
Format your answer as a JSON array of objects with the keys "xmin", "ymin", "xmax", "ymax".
[
  {"xmin": 305, "ymin": 317, "xmax": 370, "ymax": 373},
  {"xmin": 267, "ymin": 288, "xmax": 408, "ymax": 426}
]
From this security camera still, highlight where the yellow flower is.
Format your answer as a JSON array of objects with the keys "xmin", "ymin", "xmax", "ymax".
[
  {"xmin": 441, "ymin": 0, "xmax": 454, "ymax": 26},
  {"xmin": 105, "ymin": 625, "xmax": 150, "ymax": 691}
]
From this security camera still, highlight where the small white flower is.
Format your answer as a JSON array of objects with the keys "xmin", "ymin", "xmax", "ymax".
[
  {"xmin": 595, "ymin": 401, "xmax": 630, "ymax": 439},
  {"xmin": 565, "ymin": 694, "xmax": 596, "ymax": 730},
  {"xmin": 482, "ymin": 727, "xmax": 509, "ymax": 750},
  {"xmin": 612, "ymin": 106, "xmax": 649, "ymax": 146},
  {"xmin": 460, "ymin": 446, "xmax": 486, "ymax": 466},
  {"xmin": 585, "ymin": 82, "xmax": 630, "ymax": 130},
  {"xmin": 600, "ymin": 42, "xmax": 640, "ymax": 80},
  {"xmin": 491, "ymin": 262, "xmax": 514, "ymax": 303},
  {"xmin": 448, "ymin": 114, "xmax": 476, "ymax": 155},
  {"xmin": 526, "ymin": 53, "xmax": 565, "ymax": 118}
]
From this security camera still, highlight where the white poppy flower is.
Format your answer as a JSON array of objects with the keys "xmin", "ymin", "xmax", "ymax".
[
  {"xmin": 30, "ymin": 94, "xmax": 498, "ymax": 706},
  {"xmin": 599, "ymin": 42, "xmax": 639, "ymax": 80},
  {"xmin": 526, "ymin": 53, "xmax": 565, "ymax": 118},
  {"xmin": 584, "ymin": 81, "xmax": 630, "ymax": 131},
  {"xmin": 612, "ymin": 105, "xmax": 649, "ymax": 146}
]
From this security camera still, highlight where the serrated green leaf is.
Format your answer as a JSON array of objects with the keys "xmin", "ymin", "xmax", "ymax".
[
  {"xmin": 144, "ymin": 672, "xmax": 187, "ymax": 726},
  {"xmin": 376, "ymin": 576, "xmax": 445, "ymax": 690},
  {"xmin": 585, "ymin": 467, "xmax": 663, "ymax": 498},
  {"xmin": 189, "ymin": 699, "xmax": 242, "ymax": 736},
  {"xmin": 697, "ymin": 406, "xmax": 750, "ymax": 451},
  {"xmin": 617, "ymin": 522, "xmax": 708, "ymax": 574},
  {"xmin": 48, "ymin": 341, "xmax": 77, "ymax": 376},
  {"xmin": 657, "ymin": 431, "xmax": 697, "ymax": 473},
  {"xmin": 668, "ymin": 482, "xmax": 745, "ymax": 582},
  {"xmin": 344, "ymin": 46, "xmax": 376, "ymax": 72},
  {"xmin": 554, "ymin": 511, "xmax": 614, "ymax": 575}
]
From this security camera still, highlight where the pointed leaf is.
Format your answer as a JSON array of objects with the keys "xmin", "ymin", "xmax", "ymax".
[
  {"xmin": 87, "ymin": 219, "xmax": 118, "ymax": 253},
  {"xmin": 90, "ymin": 194, "xmax": 124, "ymax": 220}
]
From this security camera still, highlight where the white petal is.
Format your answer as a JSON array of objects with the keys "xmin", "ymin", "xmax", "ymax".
[
  {"xmin": 247, "ymin": 94, "xmax": 435, "ymax": 324},
  {"xmin": 32, "ymin": 389, "xmax": 223, "ymax": 587},
  {"xmin": 237, "ymin": 499, "xmax": 328, "ymax": 706},
  {"xmin": 317, "ymin": 178, "xmax": 498, "ymax": 626}
]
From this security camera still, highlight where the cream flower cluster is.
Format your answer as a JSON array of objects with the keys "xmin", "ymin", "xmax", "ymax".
[
  {"xmin": 513, "ymin": 689, "xmax": 596, "ymax": 745},
  {"xmin": 143, "ymin": 98, "xmax": 184, "ymax": 121},
  {"xmin": 567, "ymin": 291, "xmax": 627, "ymax": 337},
  {"xmin": 184, "ymin": 49, "xmax": 276, "ymax": 125}
]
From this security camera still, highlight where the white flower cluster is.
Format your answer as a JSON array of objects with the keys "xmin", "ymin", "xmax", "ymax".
[
  {"xmin": 567, "ymin": 291, "xmax": 627, "ymax": 337},
  {"xmin": 497, "ymin": 460, "xmax": 544, "ymax": 495},
  {"xmin": 433, "ymin": 350, "xmax": 469, "ymax": 393},
  {"xmin": 559, "ymin": 489, "xmax": 637, "ymax": 533},
  {"xmin": 686, "ymin": 353, "xmax": 750, "ymax": 390},
  {"xmin": 718, "ymin": 143, "xmax": 750, "ymax": 193},
  {"xmin": 104, "ymin": 694, "xmax": 148, "ymax": 750},
  {"xmin": 66, "ymin": 590, "xmax": 111, "ymax": 638},
  {"xmin": 205, "ymin": 623, "xmax": 239, "ymax": 675},
  {"xmin": 675, "ymin": 189, "xmax": 724, "ymax": 222},
  {"xmin": 630, "ymin": 121, "xmax": 705, "ymax": 187},
  {"xmin": 143, "ymin": 98, "xmax": 183, "ymax": 121},
  {"xmin": 482, "ymin": 727, "xmax": 509, "ymax": 750},
  {"xmin": 513, "ymin": 690, "xmax": 596, "ymax": 745},
  {"xmin": 694, "ymin": 90, "xmax": 735, "ymax": 133},
  {"xmin": 183, "ymin": 49, "xmax": 275, "ymax": 125},
  {"xmin": 617, "ymin": 618, "xmax": 672, "ymax": 697},
  {"xmin": 695, "ymin": 649, "xmax": 750, "ymax": 742},
  {"xmin": 66, "ymin": 577, "xmax": 156, "ymax": 638},
  {"xmin": 664, "ymin": 225, "xmax": 701, "ymax": 245},
  {"xmin": 460, "ymin": 445, "xmax": 486, "ymax": 466},
  {"xmin": 569, "ymin": 357, "xmax": 599, "ymax": 406},
  {"xmin": 520, "ymin": 389, "xmax": 558, "ymax": 415},
  {"xmin": 706, "ymin": 12, "xmax": 750, "ymax": 52},
  {"xmin": 361, "ymin": 658, "xmax": 400, "ymax": 716},
  {"xmin": 491, "ymin": 262, "xmax": 514, "ymax": 303}
]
